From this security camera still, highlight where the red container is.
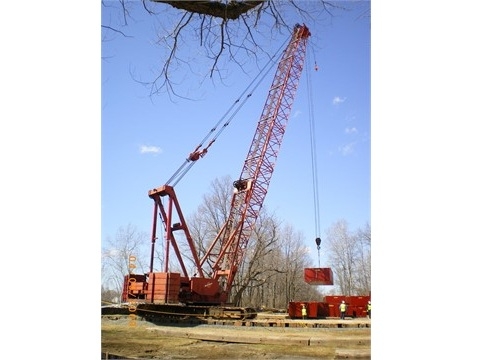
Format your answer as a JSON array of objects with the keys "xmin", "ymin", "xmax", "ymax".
[
  {"xmin": 328, "ymin": 302, "xmax": 339, "ymax": 317},
  {"xmin": 316, "ymin": 302, "xmax": 329, "ymax": 317},
  {"xmin": 288, "ymin": 301, "xmax": 329, "ymax": 319},
  {"xmin": 288, "ymin": 302, "xmax": 303, "ymax": 318},
  {"xmin": 304, "ymin": 268, "xmax": 334, "ymax": 285},
  {"xmin": 307, "ymin": 302, "xmax": 317, "ymax": 318},
  {"xmin": 324, "ymin": 295, "xmax": 370, "ymax": 318}
]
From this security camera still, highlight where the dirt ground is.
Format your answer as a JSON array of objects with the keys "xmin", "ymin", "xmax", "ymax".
[{"xmin": 101, "ymin": 316, "xmax": 371, "ymax": 359}]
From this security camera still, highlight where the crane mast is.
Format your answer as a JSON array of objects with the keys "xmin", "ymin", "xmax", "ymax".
[
  {"xmin": 202, "ymin": 24, "xmax": 311, "ymax": 299},
  {"xmin": 127, "ymin": 24, "xmax": 311, "ymax": 310}
]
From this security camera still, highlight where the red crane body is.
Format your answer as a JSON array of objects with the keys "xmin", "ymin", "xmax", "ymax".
[{"xmin": 123, "ymin": 24, "xmax": 311, "ymax": 311}]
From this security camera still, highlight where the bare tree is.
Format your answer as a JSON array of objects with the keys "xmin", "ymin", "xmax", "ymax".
[
  {"xmin": 231, "ymin": 210, "xmax": 280, "ymax": 307},
  {"xmin": 101, "ymin": 223, "xmax": 149, "ymax": 295},
  {"xmin": 274, "ymin": 224, "xmax": 319, "ymax": 306},
  {"xmin": 185, "ymin": 176, "xmax": 320, "ymax": 308},
  {"xmin": 325, "ymin": 220, "xmax": 371, "ymax": 296},
  {"xmin": 187, "ymin": 176, "xmax": 232, "ymax": 274},
  {"xmin": 101, "ymin": 0, "xmax": 355, "ymax": 98},
  {"xmin": 325, "ymin": 220, "xmax": 355, "ymax": 295},
  {"xmin": 186, "ymin": 176, "xmax": 281, "ymax": 305},
  {"xmin": 101, "ymin": 285, "xmax": 121, "ymax": 305},
  {"xmin": 354, "ymin": 222, "xmax": 371, "ymax": 294}
]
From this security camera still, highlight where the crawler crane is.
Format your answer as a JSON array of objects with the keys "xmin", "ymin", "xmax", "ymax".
[{"xmin": 118, "ymin": 24, "xmax": 314, "ymax": 320}]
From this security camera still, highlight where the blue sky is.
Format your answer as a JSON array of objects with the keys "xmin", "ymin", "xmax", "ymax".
[{"xmin": 101, "ymin": 1, "xmax": 371, "ymax": 265}]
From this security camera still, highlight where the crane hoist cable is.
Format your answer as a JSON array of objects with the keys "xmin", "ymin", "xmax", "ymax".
[
  {"xmin": 165, "ymin": 35, "xmax": 291, "ymax": 187},
  {"xmin": 305, "ymin": 48, "xmax": 322, "ymax": 267}
]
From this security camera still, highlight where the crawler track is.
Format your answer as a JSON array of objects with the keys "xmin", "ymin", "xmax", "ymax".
[{"xmin": 101, "ymin": 303, "xmax": 257, "ymax": 322}]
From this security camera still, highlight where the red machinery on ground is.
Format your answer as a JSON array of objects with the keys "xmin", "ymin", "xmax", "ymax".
[
  {"xmin": 120, "ymin": 24, "xmax": 318, "ymax": 319},
  {"xmin": 288, "ymin": 295, "xmax": 371, "ymax": 319}
]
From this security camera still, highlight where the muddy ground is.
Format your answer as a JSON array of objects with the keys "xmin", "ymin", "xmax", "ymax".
[{"xmin": 101, "ymin": 316, "xmax": 371, "ymax": 359}]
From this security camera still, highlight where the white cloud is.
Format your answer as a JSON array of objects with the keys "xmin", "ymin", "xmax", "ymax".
[
  {"xmin": 345, "ymin": 127, "xmax": 358, "ymax": 134},
  {"xmin": 339, "ymin": 142, "xmax": 356, "ymax": 156},
  {"xmin": 292, "ymin": 110, "xmax": 302, "ymax": 118},
  {"xmin": 332, "ymin": 96, "xmax": 346, "ymax": 105},
  {"xmin": 139, "ymin": 145, "xmax": 162, "ymax": 154}
]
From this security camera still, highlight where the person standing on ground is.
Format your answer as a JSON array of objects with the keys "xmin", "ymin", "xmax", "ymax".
[
  {"xmin": 339, "ymin": 300, "xmax": 347, "ymax": 320},
  {"xmin": 367, "ymin": 301, "xmax": 371, "ymax": 319},
  {"xmin": 301, "ymin": 304, "xmax": 307, "ymax": 319}
]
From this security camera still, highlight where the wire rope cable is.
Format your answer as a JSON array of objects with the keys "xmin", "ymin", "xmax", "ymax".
[
  {"xmin": 305, "ymin": 47, "xmax": 322, "ymax": 266},
  {"xmin": 166, "ymin": 34, "xmax": 291, "ymax": 187}
]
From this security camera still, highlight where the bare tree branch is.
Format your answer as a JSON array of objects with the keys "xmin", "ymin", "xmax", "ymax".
[
  {"xmin": 102, "ymin": 0, "xmax": 356, "ymax": 98},
  {"xmin": 209, "ymin": 19, "xmax": 226, "ymax": 77},
  {"xmin": 101, "ymin": 25, "xmax": 133, "ymax": 38}
]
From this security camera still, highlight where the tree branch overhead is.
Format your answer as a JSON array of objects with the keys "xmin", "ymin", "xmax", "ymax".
[
  {"xmin": 152, "ymin": 0, "xmax": 265, "ymax": 20},
  {"xmin": 103, "ymin": 0, "xmax": 351, "ymax": 97}
]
